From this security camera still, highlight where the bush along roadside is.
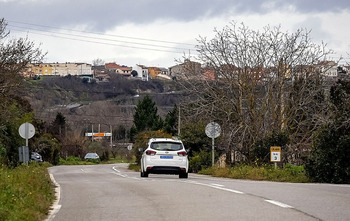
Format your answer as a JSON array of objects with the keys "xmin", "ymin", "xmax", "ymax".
[
  {"xmin": 199, "ymin": 164, "xmax": 310, "ymax": 183},
  {"xmin": 0, "ymin": 162, "xmax": 55, "ymax": 221}
]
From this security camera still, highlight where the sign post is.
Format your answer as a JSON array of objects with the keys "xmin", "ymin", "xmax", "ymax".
[
  {"xmin": 205, "ymin": 122, "xmax": 221, "ymax": 166},
  {"xmin": 270, "ymin": 146, "xmax": 281, "ymax": 169},
  {"xmin": 18, "ymin": 146, "xmax": 29, "ymax": 163},
  {"xmin": 18, "ymin": 123, "xmax": 35, "ymax": 164}
]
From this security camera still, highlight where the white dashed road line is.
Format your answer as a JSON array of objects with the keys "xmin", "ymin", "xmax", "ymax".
[
  {"xmin": 113, "ymin": 166, "xmax": 294, "ymax": 210},
  {"xmin": 265, "ymin": 200, "xmax": 293, "ymax": 208}
]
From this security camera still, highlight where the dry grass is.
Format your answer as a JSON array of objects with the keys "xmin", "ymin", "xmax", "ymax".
[{"xmin": 200, "ymin": 164, "xmax": 310, "ymax": 183}]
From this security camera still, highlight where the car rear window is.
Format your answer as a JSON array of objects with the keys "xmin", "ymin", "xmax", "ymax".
[{"xmin": 150, "ymin": 142, "xmax": 183, "ymax": 151}]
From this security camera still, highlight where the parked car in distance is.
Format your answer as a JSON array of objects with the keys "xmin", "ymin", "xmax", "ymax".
[
  {"xmin": 140, "ymin": 138, "xmax": 189, "ymax": 178},
  {"xmin": 31, "ymin": 152, "xmax": 43, "ymax": 162},
  {"xmin": 84, "ymin": 153, "xmax": 100, "ymax": 160}
]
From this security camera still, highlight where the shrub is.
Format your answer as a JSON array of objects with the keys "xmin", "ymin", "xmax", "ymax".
[
  {"xmin": 189, "ymin": 149, "xmax": 212, "ymax": 173},
  {"xmin": 59, "ymin": 156, "xmax": 83, "ymax": 165},
  {"xmin": 252, "ymin": 131, "xmax": 289, "ymax": 164},
  {"xmin": 306, "ymin": 125, "xmax": 350, "ymax": 183}
]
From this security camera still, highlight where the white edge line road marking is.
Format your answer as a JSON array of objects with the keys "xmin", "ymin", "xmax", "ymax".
[
  {"xmin": 211, "ymin": 183, "xmax": 224, "ymax": 187},
  {"xmin": 45, "ymin": 173, "xmax": 62, "ymax": 221},
  {"xmin": 112, "ymin": 166, "xmax": 120, "ymax": 173},
  {"xmin": 265, "ymin": 200, "xmax": 293, "ymax": 208},
  {"xmin": 112, "ymin": 166, "xmax": 128, "ymax": 178},
  {"xmin": 211, "ymin": 185, "xmax": 245, "ymax": 194}
]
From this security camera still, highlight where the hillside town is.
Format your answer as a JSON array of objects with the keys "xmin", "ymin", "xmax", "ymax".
[{"xmin": 22, "ymin": 60, "xmax": 350, "ymax": 82}]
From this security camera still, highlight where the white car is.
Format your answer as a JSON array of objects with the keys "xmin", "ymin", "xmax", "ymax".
[
  {"xmin": 140, "ymin": 138, "xmax": 189, "ymax": 178},
  {"xmin": 84, "ymin": 153, "xmax": 100, "ymax": 160},
  {"xmin": 31, "ymin": 152, "xmax": 43, "ymax": 162}
]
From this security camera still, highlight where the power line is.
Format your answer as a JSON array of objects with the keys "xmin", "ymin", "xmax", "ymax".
[
  {"xmin": 7, "ymin": 20, "xmax": 196, "ymax": 46},
  {"xmin": 7, "ymin": 20, "xmax": 198, "ymax": 54},
  {"xmin": 9, "ymin": 25, "xmax": 195, "ymax": 52},
  {"xmin": 10, "ymin": 27, "xmax": 193, "ymax": 54}
]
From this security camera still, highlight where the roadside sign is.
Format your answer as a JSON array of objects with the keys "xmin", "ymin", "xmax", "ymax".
[
  {"xmin": 19, "ymin": 123, "xmax": 35, "ymax": 139},
  {"xmin": 205, "ymin": 122, "xmax": 221, "ymax": 139},
  {"xmin": 270, "ymin": 146, "xmax": 281, "ymax": 162},
  {"xmin": 18, "ymin": 123, "xmax": 35, "ymax": 159},
  {"xmin": 205, "ymin": 122, "xmax": 221, "ymax": 166},
  {"xmin": 127, "ymin": 145, "xmax": 133, "ymax": 151},
  {"xmin": 19, "ymin": 146, "xmax": 29, "ymax": 163},
  {"xmin": 85, "ymin": 132, "xmax": 112, "ymax": 137}
]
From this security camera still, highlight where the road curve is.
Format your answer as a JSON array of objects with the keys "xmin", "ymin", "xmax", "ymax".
[{"xmin": 46, "ymin": 164, "xmax": 350, "ymax": 221}]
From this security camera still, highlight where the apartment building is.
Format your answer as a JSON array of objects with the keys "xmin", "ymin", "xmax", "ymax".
[{"xmin": 26, "ymin": 62, "xmax": 92, "ymax": 77}]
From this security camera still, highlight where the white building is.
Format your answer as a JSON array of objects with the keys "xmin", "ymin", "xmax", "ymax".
[{"xmin": 133, "ymin": 64, "xmax": 149, "ymax": 81}]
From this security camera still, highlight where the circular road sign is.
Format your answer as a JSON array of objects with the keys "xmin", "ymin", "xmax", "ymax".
[
  {"xmin": 19, "ymin": 123, "xmax": 35, "ymax": 139},
  {"xmin": 205, "ymin": 122, "xmax": 221, "ymax": 139},
  {"xmin": 127, "ymin": 145, "xmax": 133, "ymax": 151}
]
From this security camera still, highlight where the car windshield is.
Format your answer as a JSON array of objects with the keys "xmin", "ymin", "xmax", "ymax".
[{"xmin": 150, "ymin": 142, "xmax": 183, "ymax": 151}]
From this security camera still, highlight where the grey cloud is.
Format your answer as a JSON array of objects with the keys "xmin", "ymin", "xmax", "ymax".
[{"xmin": 1, "ymin": 0, "xmax": 349, "ymax": 32}]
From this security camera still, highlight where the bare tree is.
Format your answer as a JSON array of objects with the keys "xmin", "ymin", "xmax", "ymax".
[
  {"xmin": 0, "ymin": 18, "xmax": 45, "ymax": 96},
  {"xmin": 180, "ymin": 22, "xmax": 332, "ymax": 164},
  {"xmin": 92, "ymin": 58, "xmax": 105, "ymax": 66}
]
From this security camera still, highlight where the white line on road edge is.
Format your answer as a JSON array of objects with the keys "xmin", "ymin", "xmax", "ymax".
[
  {"xmin": 211, "ymin": 185, "xmax": 245, "ymax": 194},
  {"xmin": 112, "ymin": 166, "xmax": 120, "ymax": 173},
  {"xmin": 265, "ymin": 200, "xmax": 293, "ymax": 208},
  {"xmin": 45, "ymin": 173, "xmax": 62, "ymax": 221},
  {"xmin": 112, "ymin": 166, "xmax": 128, "ymax": 178},
  {"xmin": 211, "ymin": 183, "xmax": 225, "ymax": 187}
]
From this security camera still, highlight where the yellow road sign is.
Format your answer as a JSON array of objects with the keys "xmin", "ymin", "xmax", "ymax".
[{"xmin": 270, "ymin": 146, "xmax": 281, "ymax": 162}]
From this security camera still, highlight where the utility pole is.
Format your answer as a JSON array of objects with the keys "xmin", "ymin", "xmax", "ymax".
[
  {"xmin": 110, "ymin": 124, "xmax": 113, "ymax": 150},
  {"xmin": 91, "ymin": 124, "xmax": 94, "ymax": 142},
  {"xmin": 178, "ymin": 105, "xmax": 181, "ymax": 137}
]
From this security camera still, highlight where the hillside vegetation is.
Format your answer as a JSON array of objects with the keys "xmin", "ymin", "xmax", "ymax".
[{"xmin": 24, "ymin": 75, "xmax": 183, "ymax": 131}]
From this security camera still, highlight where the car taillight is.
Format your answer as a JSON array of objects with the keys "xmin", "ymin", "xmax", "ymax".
[
  {"xmin": 177, "ymin": 151, "xmax": 187, "ymax": 156},
  {"xmin": 146, "ymin": 150, "xmax": 156, "ymax": 156}
]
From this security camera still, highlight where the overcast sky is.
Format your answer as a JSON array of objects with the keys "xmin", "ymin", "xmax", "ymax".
[{"xmin": 1, "ymin": 0, "xmax": 349, "ymax": 67}]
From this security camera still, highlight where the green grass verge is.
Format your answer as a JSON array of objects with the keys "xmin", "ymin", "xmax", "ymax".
[
  {"xmin": 128, "ymin": 163, "xmax": 140, "ymax": 172},
  {"xmin": 199, "ymin": 163, "xmax": 311, "ymax": 183},
  {"xmin": 0, "ymin": 162, "xmax": 55, "ymax": 221}
]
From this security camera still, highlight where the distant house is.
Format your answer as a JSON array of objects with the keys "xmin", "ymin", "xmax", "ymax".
[
  {"xmin": 201, "ymin": 68, "xmax": 215, "ymax": 81},
  {"xmin": 159, "ymin": 67, "xmax": 169, "ymax": 76},
  {"xmin": 169, "ymin": 60, "xmax": 201, "ymax": 80},
  {"xmin": 24, "ymin": 63, "xmax": 54, "ymax": 78},
  {"xmin": 316, "ymin": 61, "xmax": 338, "ymax": 78},
  {"xmin": 105, "ymin": 62, "xmax": 132, "ymax": 77},
  {"xmin": 148, "ymin": 67, "xmax": 162, "ymax": 79},
  {"xmin": 26, "ymin": 62, "xmax": 92, "ymax": 77},
  {"xmin": 133, "ymin": 64, "xmax": 149, "ymax": 80},
  {"xmin": 92, "ymin": 65, "xmax": 106, "ymax": 75}
]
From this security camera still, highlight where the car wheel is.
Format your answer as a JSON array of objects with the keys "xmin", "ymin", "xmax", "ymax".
[
  {"xmin": 141, "ymin": 171, "xmax": 148, "ymax": 178},
  {"xmin": 179, "ymin": 172, "xmax": 188, "ymax": 179}
]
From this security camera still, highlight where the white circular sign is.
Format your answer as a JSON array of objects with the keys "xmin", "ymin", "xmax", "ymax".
[
  {"xmin": 19, "ymin": 123, "xmax": 35, "ymax": 139},
  {"xmin": 127, "ymin": 145, "xmax": 133, "ymax": 151},
  {"xmin": 205, "ymin": 122, "xmax": 221, "ymax": 139}
]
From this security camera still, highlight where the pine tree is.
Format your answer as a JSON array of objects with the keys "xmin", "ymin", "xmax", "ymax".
[{"xmin": 133, "ymin": 95, "xmax": 163, "ymax": 133}]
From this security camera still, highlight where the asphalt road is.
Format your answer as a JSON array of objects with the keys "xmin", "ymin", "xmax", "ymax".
[{"xmin": 47, "ymin": 164, "xmax": 350, "ymax": 221}]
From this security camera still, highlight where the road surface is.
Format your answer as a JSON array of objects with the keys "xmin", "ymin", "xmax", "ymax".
[{"xmin": 47, "ymin": 164, "xmax": 350, "ymax": 221}]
